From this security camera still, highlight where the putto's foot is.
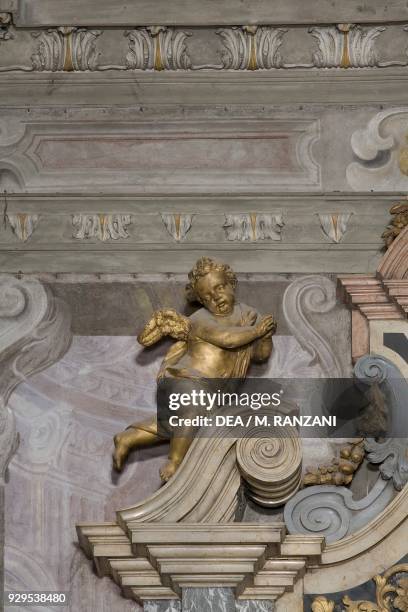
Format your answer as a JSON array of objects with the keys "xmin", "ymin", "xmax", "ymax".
[
  {"xmin": 160, "ymin": 459, "xmax": 179, "ymax": 483},
  {"xmin": 113, "ymin": 432, "xmax": 130, "ymax": 471}
]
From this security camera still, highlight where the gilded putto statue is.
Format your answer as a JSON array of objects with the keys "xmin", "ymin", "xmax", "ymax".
[{"xmin": 113, "ymin": 257, "xmax": 276, "ymax": 482}]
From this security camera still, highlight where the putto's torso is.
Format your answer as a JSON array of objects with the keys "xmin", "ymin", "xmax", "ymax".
[{"xmin": 164, "ymin": 303, "xmax": 259, "ymax": 379}]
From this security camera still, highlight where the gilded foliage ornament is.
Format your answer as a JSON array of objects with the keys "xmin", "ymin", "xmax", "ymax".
[
  {"xmin": 382, "ymin": 203, "xmax": 408, "ymax": 248},
  {"xmin": 311, "ymin": 564, "xmax": 408, "ymax": 612}
]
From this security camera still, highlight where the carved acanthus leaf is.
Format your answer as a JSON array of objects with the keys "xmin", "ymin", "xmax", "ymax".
[
  {"xmin": 311, "ymin": 597, "xmax": 335, "ymax": 612},
  {"xmin": 217, "ymin": 26, "xmax": 287, "ymax": 70},
  {"xmin": 310, "ymin": 24, "xmax": 385, "ymax": 68},
  {"xmin": 7, "ymin": 214, "xmax": 39, "ymax": 242},
  {"xmin": 365, "ymin": 438, "xmax": 408, "ymax": 491},
  {"xmin": 31, "ymin": 27, "xmax": 101, "ymax": 71},
  {"xmin": 125, "ymin": 27, "xmax": 191, "ymax": 70},
  {"xmin": 161, "ymin": 213, "xmax": 193, "ymax": 241},
  {"xmin": 223, "ymin": 213, "xmax": 284, "ymax": 241},
  {"xmin": 72, "ymin": 214, "xmax": 131, "ymax": 241},
  {"xmin": 318, "ymin": 213, "xmax": 353, "ymax": 243}
]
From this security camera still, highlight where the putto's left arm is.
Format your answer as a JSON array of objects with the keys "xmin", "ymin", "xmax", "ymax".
[{"xmin": 251, "ymin": 312, "xmax": 276, "ymax": 363}]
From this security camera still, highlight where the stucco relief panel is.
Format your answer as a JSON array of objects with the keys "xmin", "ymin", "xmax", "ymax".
[{"xmin": 0, "ymin": 118, "xmax": 321, "ymax": 193}]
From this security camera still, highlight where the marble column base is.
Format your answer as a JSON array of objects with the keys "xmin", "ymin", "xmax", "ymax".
[
  {"xmin": 182, "ymin": 588, "xmax": 274, "ymax": 612},
  {"xmin": 144, "ymin": 602, "xmax": 181, "ymax": 612}
]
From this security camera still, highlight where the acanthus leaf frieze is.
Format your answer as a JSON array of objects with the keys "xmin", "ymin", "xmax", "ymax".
[{"xmin": 0, "ymin": 22, "xmax": 408, "ymax": 72}]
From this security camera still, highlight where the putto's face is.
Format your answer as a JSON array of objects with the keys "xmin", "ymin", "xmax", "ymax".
[{"xmin": 195, "ymin": 270, "xmax": 235, "ymax": 315}]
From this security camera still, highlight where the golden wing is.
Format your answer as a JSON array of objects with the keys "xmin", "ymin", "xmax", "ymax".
[{"xmin": 137, "ymin": 309, "xmax": 191, "ymax": 347}]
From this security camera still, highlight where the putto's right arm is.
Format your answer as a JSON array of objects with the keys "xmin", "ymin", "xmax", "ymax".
[{"xmin": 190, "ymin": 315, "xmax": 275, "ymax": 350}]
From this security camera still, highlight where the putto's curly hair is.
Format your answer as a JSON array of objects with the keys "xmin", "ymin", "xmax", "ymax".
[{"xmin": 185, "ymin": 257, "xmax": 237, "ymax": 303}]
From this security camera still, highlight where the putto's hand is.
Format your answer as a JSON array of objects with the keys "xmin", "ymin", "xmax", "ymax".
[
  {"xmin": 256, "ymin": 314, "xmax": 277, "ymax": 338},
  {"xmin": 242, "ymin": 310, "xmax": 258, "ymax": 326},
  {"xmin": 138, "ymin": 309, "xmax": 191, "ymax": 346}
]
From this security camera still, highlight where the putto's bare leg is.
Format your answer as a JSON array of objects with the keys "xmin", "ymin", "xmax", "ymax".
[
  {"xmin": 113, "ymin": 420, "xmax": 166, "ymax": 471},
  {"xmin": 159, "ymin": 436, "xmax": 193, "ymax": 483}
]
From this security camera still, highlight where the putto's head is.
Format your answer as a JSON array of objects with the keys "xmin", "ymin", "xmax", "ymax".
[{"xmin": 186, "ymin": 257, "xmax": 237, "ymax": 315}]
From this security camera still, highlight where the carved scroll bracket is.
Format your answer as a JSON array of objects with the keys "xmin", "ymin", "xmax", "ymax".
[
  {"xmin": 284, "ymin": 355, "xmax": 408, "ymax": 544},
  {"xmin": 282, "ymin": 275, "xmax": 342, "ymax": 377}
]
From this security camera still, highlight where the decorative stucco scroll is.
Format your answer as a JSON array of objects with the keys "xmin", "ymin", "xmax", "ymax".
[
  {"xmin": 284, "ymin": 477, "xmax": 395, "ymax": 544},
  {"xmin": 0, "ymin": 275, "xmax": 72, "ymax": 478},
  {"xmin": 282, "ymin": 275, "xmax": 342, "ymax": 377},
  {"xmin": 347, "ymin": 107, "xmax": 408, "ymax": 191},
  {"xmin": 284, "ymin": 355, "xmax": 408, "ymax": 543},
  {"xmin": 0, "ymin": 275, "xmax": 72, "ymax": 406},
  {"xmin": 236, "ymin": 427, "xmax": 302, "ymax": 507},
  {"xmin": 117, "ymin": 405, "xmax": 301, "ymax": 527}
]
